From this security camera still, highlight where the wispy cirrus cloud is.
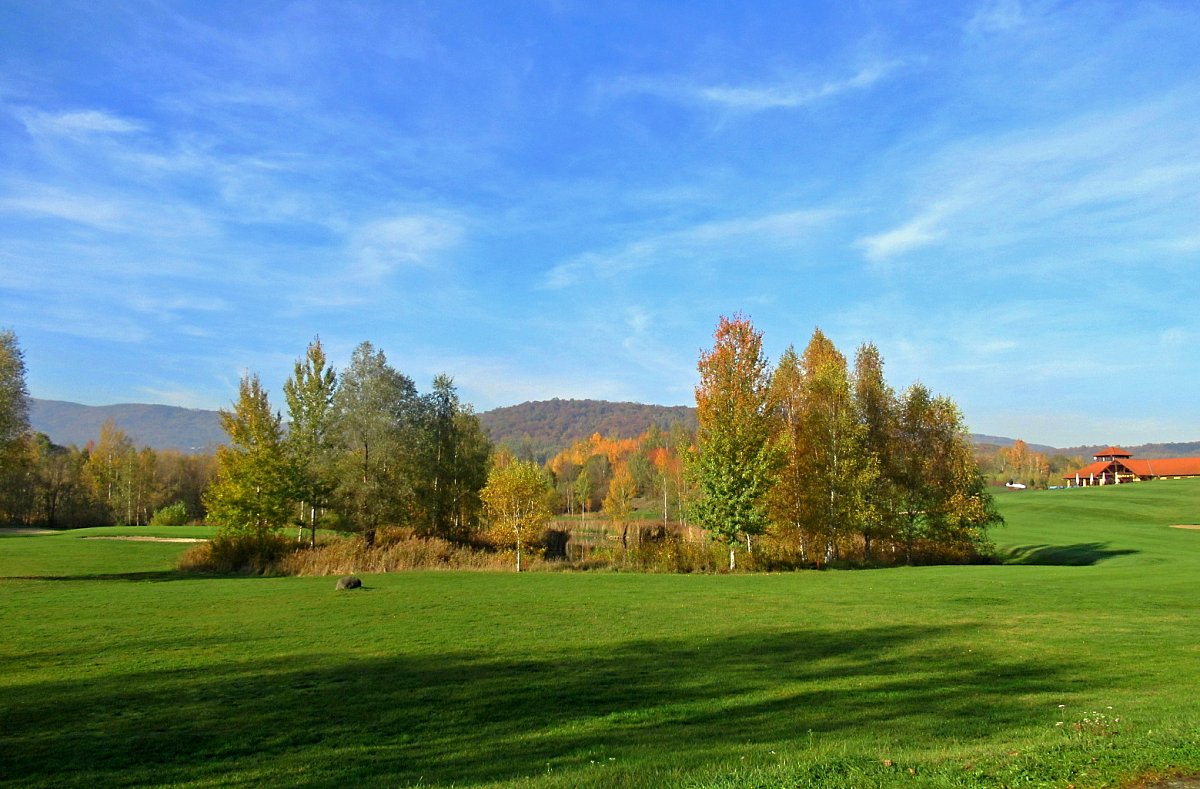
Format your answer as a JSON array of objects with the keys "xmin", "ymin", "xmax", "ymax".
[
  {"xmin": 607, "ymin": 60, "xmax": 903, "ymax": 114},
  {"xmin": 855, "ymin": 96, "xmax": 1200, "ymax": 265},
  {"xmin": 542, "ymin": 207, "xmax": 843, "ymax": 289},
  {"xmin": 350, "ymin": 213, "xmax": 464, "ymax": 279},
  {"xmin": 695, "ymin": 61, "xmax": 903, "ymax": 111},
  {"xmin": 17, "ymin": 108, "xmax": 145, "ymax": 137}
]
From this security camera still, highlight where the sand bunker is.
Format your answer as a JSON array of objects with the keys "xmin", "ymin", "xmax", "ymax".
[
  {"xmin": 81, "ymin": 535, "xmax": 208, "ymax": 543},
  {"xmin": 1169, "ymin": 524, "xmax": 1200, "ymax": 531}
]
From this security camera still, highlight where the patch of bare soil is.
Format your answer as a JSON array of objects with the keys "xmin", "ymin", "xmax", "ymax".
[
  {"xmin": 81, "ymin": 536, "xmax": 207, "ymax": 543},
  {"xmin": 1125, "ymin": 777, "xmax": 1200, "ymax": 789},
  {"xmin": 1169, "ymin": 524, "xmax": 1200, "ymax": 530}
]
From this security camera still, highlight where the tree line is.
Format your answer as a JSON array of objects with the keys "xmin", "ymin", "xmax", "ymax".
[
  {"xmin": 2, "ymin": 323, "xmax": 1000, "ymax": 572},
  {"xmin": 0, "ymin": 331, "xmax": 214, "ymax": 528}
]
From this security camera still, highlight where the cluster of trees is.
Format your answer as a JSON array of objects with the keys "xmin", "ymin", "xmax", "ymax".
[
  {"xmin": 977, "ymin": 439, "xmax": 1082, "ymax": 489},
  {"xmin": 690, "ymin": 315, "xmax": 1001, "ymax": 569},
  {"xmin": 0, "ymin": 332, "xmax": 213, "ymax": 528},
  {"xmin": 206, "ymin": 339, "xmax": 491, "ymax": 546},
  {"xmin": 545, "ymin": 426, "xmax": 691, "ymax": 525}
]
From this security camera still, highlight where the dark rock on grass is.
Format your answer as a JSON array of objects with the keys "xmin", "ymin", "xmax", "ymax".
[{"xmin": 335, "ymin": 575, "xmax": 362, "ymax": 590}]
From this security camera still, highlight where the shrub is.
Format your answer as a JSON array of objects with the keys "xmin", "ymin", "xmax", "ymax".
[
  {"xmin": 149, "ymin": 501, "xmax": 190, "ymax": 527},
  {"xmin": 177, "ymin": 532, "xmax": 298, "ymax": 575}
]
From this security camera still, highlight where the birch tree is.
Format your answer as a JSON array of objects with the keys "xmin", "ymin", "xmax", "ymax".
[{"xmin": 481, "ymin": 459, "xmax": 552, "ymax": 572}]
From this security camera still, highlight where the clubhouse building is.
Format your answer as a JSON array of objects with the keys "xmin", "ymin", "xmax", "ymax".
[{"xmin": 1064, "ymin": 446, "xmax": 1200, "ymax": 486}]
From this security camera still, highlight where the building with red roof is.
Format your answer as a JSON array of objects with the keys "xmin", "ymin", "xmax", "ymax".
[{"xmin": 1064, "ymin": 446, "xmax": 1200, "ymax": 486}]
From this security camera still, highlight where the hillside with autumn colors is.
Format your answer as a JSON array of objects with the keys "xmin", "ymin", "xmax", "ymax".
[{"xmin": 476, "ymin": 399, "xmax": 697, "ymax": 460}]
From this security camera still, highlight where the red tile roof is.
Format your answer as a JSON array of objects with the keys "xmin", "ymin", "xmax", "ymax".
[
  {"xmin": 1093, "ymin": 446, "xmax": 1132, "ymax": 457},
  {"xmin": 1064, "ymin": 456, "xmax": 1200, "ymax": 479},
  {"xmin": 1124, "ymin": 457, "xmax": 1200, "ymax": 477}
]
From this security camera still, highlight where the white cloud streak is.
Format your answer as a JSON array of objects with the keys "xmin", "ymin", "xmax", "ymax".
[
  {"xmin": 855, "ymin": 97, "xmax": 1200, "ymax": 265},
  {"xmin": 608, "ymin": 60, "xmax": 904, "ymax": 114},
  {"xmin": 542, "ymin": 208, "xmax": 843, "ymax": 289}
]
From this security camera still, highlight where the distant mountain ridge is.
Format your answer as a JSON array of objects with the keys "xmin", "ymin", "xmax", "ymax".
[
  {"xmin": 29, "ymin": 399, "xmax": 226, "ymax": 452},
  {"xmin": 27, "ymin": 397, "xmax": 1200, "ymax": 461}
]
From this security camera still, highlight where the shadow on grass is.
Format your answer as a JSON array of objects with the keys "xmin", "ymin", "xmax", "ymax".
[
  {"xmin": 0, "ymin": 623, "xmax": 1102, "ymax": 787},
  {"xmin": 1001, "ymin": 542, "xmax": 1139, "ymax": 566},
  {"xmin": 2, "ymin": 570, "xmax": 192, "ymax": 582}
]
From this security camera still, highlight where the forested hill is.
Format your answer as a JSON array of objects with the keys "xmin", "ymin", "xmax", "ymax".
[{"xmin": 477, "ymin": 399, "xmax": 697, "ymax": 459}]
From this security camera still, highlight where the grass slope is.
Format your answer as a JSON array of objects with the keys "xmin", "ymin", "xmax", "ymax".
[{"xmin": 1, "ymin": 484, "xmax": 1199, "ymax": 788}]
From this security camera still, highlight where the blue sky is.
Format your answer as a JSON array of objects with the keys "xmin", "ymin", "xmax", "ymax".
[{"xmin": 2, "ymin": 1, "xmax": 1198, "ymax": 447}]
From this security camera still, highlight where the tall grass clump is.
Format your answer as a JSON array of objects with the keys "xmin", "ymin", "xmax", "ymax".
[{"xmin": 277, "ymin": 528, "xmax": 522, "ymax": 575}]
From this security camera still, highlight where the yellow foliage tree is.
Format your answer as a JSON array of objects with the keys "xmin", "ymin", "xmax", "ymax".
[{"xmin": 481, "ymin": 459, "xmax": 552, "ymax": 572}]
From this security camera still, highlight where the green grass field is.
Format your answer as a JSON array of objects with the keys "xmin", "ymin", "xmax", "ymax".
[{"xmin": 1, "ymin": 482, "xmax": 1198, "ymax": 788}]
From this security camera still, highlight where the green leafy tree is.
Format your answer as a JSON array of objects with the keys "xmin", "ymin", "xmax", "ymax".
[
  {"xmin": 0, "ymin": 329, "xmax": 28, "ymax": 448},
  {"xmin": 0, "ymin": 329, "xmax": 31, "ymax": 523},
  {"xmin": 284, "ymin": 337, "xmax": 339, "ymax": 547},
  {"xmin": 414, "ymin": 374, "xmax": 491, "ymax": 540},
  {"xmin": 690, "ymin": 314, "xmax": 776, "ymax": 570},
  {"xmin": 332, "ymin": 342, "xmax": 421, "ymax": 544},
  {"xmin": 204, "ymin": 374, "xmax": 293, "ymax": 537},
  {"xmin": 481, "ymin": 459, "xmax": 553, "ymax": 572},
  {"xmin": 573, "ymin": 466, "xmax": 592, "ymax": 523}
]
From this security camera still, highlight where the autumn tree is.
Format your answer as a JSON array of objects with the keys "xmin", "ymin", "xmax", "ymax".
[
  {"xmin": 893, "ymin": 384, "xmax": 1000, "ymax": 562},
  {"xmin": 690, "ymin": 314, "xmax": 776, "ymax": 570},
  {"xmin": 204, "ymin": 374, "xmax": 293, "ymax": 537},
  {"xmin": 603, "ymin": 461, "xmax": 637, "ymax": 549},
  {"xmin": 994, "ymin": 439, "xmax": 1051, "ymax": 488},
  {"xmin": 481, "ymin": 459, "xmax": 553, "ymax": 572},
  {"xmin": 284, "ymin": 337, "xmax": 339, "ymax": 547},
  {"xmin": 83, "ymin": 420, "xmax": 136, "ymax": 525},
  {"xmin": 767, "ymin": 331, "xmax": 876, "ymax": 565},
  {"xmin": 852, "ymin": 342, "xmax": 899, "ymax": 561}
]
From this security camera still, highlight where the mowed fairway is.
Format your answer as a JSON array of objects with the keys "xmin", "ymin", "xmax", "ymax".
[{"xmin": 2, "ymin": 484, "xmax": 1198, "ymax": 788}]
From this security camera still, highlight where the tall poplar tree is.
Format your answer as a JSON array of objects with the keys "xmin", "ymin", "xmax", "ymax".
[
  {"xmin": 284, "ymin": 337, "xmax": 338, "ymax": 547},
  {"xmin": 414, "ymin": 374, "xmax": 490, "ymax": 540},
  {"xmin": 690, "ymin": 314, "xmax": 775, "ymax": 570}
]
